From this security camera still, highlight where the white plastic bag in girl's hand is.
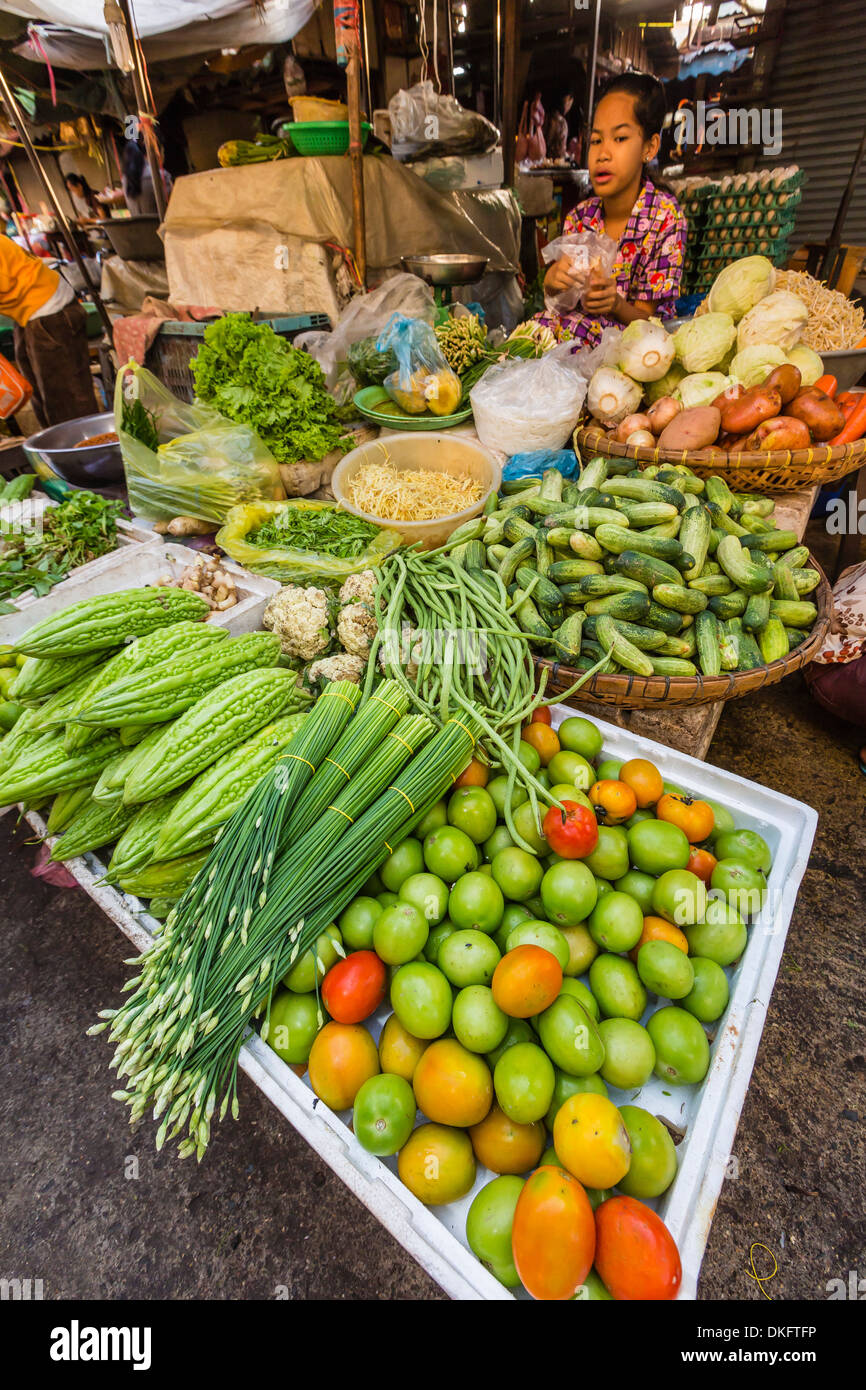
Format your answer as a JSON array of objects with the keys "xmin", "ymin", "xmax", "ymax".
[
  {"xmin": 541, "ymin": 231, "xmax": 618, "ymax": 316},
  {"xmin": 470, "ymin": 343, "xmax": 588, "ymax": 455}
]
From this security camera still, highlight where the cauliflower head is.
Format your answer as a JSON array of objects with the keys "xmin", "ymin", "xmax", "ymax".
[
  {"xmin": 263, "ymin": 585, "xmax": 333, "ymax": 661},
  {"xmin": 337, "ymin": 602, "xmax": 377, "ymax": 657},
  {"xmin": 338, "ymin": 569, "xmax": 378, "ymax": 607},
  {"xmin": 307, "ymin": 653, "xmax": 367, "ymax": 686}
]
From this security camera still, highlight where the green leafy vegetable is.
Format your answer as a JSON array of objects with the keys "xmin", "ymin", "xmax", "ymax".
[
  {"xmin": 191, "ymin": 314, "xmax": 349, "ymax": 466},
  {"xmin": 248, "ymin": 504, "xmax": 380, "ymax": 560},
  {"xmin": 121, "ymin": 397, "xmax": 160, "ymax": 452},
  {"xmin": 0, "ymin": 490, "xmax": 124, "ymax": 607}
]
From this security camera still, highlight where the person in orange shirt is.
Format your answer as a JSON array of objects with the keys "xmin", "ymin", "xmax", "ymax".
[{"xmin": 0, "ymin": 234, "xmax": 95, "ymax": 427}]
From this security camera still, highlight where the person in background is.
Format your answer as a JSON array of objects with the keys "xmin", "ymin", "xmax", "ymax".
[
  {"xmin": 0, "ymin": 234, "xmax": 95, "ymax": 427},
  {"xmin": 537, "ymin": 72, "xmax": 687, "ymax": 349},
  {"xmin": 121, "ymin": 138, "xmax": 173, "ymax": 217},
  {"xmin": 545, "ymin": 92, "xmax": 574, "ymax": 161},
  {"xmin": 63, "ymin": 172, "xmax": 100, "ymax": 222}
]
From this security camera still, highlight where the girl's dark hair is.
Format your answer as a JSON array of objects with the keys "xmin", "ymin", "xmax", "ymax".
[
  {"xmin": 123, "ymin": 139, "xmax": 145, "ymax": 199},
  {"xmin": 596, "ymin": 71, "xmax": 667, "ymax": 140}
]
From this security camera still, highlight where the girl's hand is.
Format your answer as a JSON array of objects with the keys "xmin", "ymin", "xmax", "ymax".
[
  {"xmin": 545, "ymin": 256, "xmax": 582, "ymax": 293},
  {"xmin": 581, "ymin": 272, "xmax": 619, "ymax": 316}
]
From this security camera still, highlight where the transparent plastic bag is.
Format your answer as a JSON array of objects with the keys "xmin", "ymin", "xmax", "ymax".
[
  {"xmin": 389, "ymin": 80, "xmax": 499, "ymax": 159},
  {"xmin": 114, "ymin": 362, "xmax": 285, "ymax": 524},
  {"xmin": 377, "ymin": 313, "xmax": 462, "ymax": 416},
  {"xmin": 541, "ymin": 230, "xmax": 618, "ymax": 315},
  {"xmin": 215, "ymin": 499, "xmax": 401, "ymax": 586},
  {"xmin": 296, "ymin": 273, "xmax": 435, "ymax": 391},
  {"xmin": 571, "ymin": 325, "xmax": 624, "ymax": 380},
  {"xmin": 470, "ymin": 343, "xmax": 588, "ymax": 455}
]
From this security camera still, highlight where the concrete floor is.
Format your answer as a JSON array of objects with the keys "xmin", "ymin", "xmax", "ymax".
[{"xmin": 1, "ymin": 529, "xmax": 863, "ymax": 1301}]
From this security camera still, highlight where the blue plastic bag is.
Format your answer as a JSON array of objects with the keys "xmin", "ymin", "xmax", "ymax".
[
  {"xmin": 502, "ymin": 449, "xmax": 578, "ymax": 483},
  {"xmin": 376, "ymin": 313, "xmax": 461, "ymax": 414}
]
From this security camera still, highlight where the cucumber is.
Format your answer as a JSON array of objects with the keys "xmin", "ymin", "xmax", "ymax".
[
  {"xmin": 679, "ymin": 505, "xmax": 712, "ymax": 582},
  {"xmin": 549, "ymin": 612, "xmax": 585, "ymax": 661},
  {"xmin": 695, "ymin": 610, "xmax": 721, "ymax": 677},
  {"xmin": 772, "ymin": 561, "xmax": 801, "ymax": 602},
  {"xmin": 545, "ymin": 526, "xmax": 576, "ymax": 550},
  {"xmin": 688, "ymin": 573, "xmax": 734, "ymax": 596},
  {"xmin": 503, "ymin": 515, "xmax": 538, "ymax": 544},
  {"xmin": 649, "ymin": 657, "xmax": 698, "ymax": 677},
  {"xmin": 759, "ymin": 618, "xmax": 788, "ymax": 664},
  {"xmin": 514, "ymin": 596, "xmax": 553, "ymax": 645},
  {"xmin": 652, "ymin": 583, "xmax": 708, "ymax": 614},
  {"xmin": 487, "ymin": 544, "xmax": 509, "ymax": 566},
  {"xmin": 603, "ymin": 477, "xmax": 686, "ymax": 508},
  {"xmin": 785, "ymin": 627, "xmax": 809, "ymax": 650},
  {"xmin": 737, "ymin": 494, "xmax": 774, "ymax": 516},
  {"xmin": 705, "ymin": 476, "xmax": 736, "ymax": 514},
  {"xmin": 736, "ymin": 631, "xmax": 764, "ymax": 671},
  {"xmin": 790, "ymin": 567, "xmax": 820, "ymax": 595},
  {"xmin": 657, "ymin": 630, "xmax": 697, "ymax": 659},
  {"xmin": 612, "ymin": 501, "xmax": 679, "ymax": 527},
  {"xmin": 583, "ymin": 617, "xmax": 668, "ymax": 652},
  {"xmin": 595, "ymin": 614, "xmax": 654, "ymax": 677},
  {"xmin": 737, "ymin": 513, "xmax": 777, "ymax": 535},
  {"xmin": 741, "ymin": 530, "xmax": 799, "ymax": 553},
  {"xmin": 613, "ymin": 550, "xmax": 683, "ymax": 588},
  {"xmin": 742, "ymin": 590, "xmax": 772, "ymax": 632},
  {"xmin": 501, "ymin": 479, "xmax": 541, "ymax": 497},
  {"xmin": 515, "ymin": 566, "xmax": 563, "ymax": 611},
  {"xmin": 716, "ymin": 535, "xmax": 775, "ymax": 594},
  {"xmin": 657, "ymin": 469, "xmax": 704, "ymax": 495},
  {"xmin": 718, "ymin": 621, "xmax": 740, "ymax": 671},
  {"xmin": 709, "ymin": 590, "xmax": 748, "ymax": 619},
  {"xmin": 499, "ymin": 536, "xmax": 537, "ymax": 586},
  {"xmin": 545, "ymin": 505, "xmax": 630, "ymax": 531},
  {"xmin": 539, "ymin": 467, "xmax": 564, "ymax": 501},
  {"xmin": 776, "ymin": 545, "xmax": 810, "ymax": 571},
  {"xmin": 596, "ymin": 523, "xmax": 684, "ymax": 563},
  {"xmin": 577, "ymin": 574, "xmax": 649, "ymax": 599},
  {"xmin": 706, "ymin": 503, "xmax": 749, "ymax": 538},
  {"xmin": 535, "ymin": 532, "xmax": 555, "ymax": 578},
  {"xmin": 578, "ymin": 456, "xmax": 609, "ymax": 492},
  {"xmin": 642, "ymin": 519, "xmax": 682, "ymax": 540},
  {"xmin": 549, "ymin": 558, "xmax": 605, "ymax": 585},
  {"xmin": 584, "ymin": 591, "xmax": 652, "ymax": 622},
  {"xmin": 523, "ymin": 495, "xmax": 573, "ymax": 517},
  {"xmin": 644, "ymin": 601, "xmax": 685, "ymax": 635},
  {"xmin": 769, "ymin": 599, "xmax": 817, "ymax": 627}
]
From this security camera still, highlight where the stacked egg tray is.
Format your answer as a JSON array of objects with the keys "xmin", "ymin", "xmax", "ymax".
[
  {"xmin": 687, "ymin": 167, "xmax": 804, "ymax": 294},
  {"xmin": 675, "ymin": 181, "xmax": 719, "ymax": 295}
]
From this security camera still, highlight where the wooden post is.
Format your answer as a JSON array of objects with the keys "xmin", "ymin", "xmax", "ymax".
[
  {"xmin": 336, "ymin": 3, "xmax": 367, "ymax": 288},
  {"xmin": 502, "ymin": 0, "xmax": 520, "ymax": 187},
  {"xmin": 117, "ymin": 0, "xmax": 167, "ymax": 223},
  {"xmin": 585, "ymin": 0, "xmax": 602, "ymax": 156}
]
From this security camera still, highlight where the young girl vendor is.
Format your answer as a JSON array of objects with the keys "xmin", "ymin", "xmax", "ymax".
[{"xmin": 538, "ymin": 72, "xmax": 687, "ymax": 348}]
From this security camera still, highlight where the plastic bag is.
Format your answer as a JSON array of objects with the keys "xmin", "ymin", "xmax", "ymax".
[
  {"xmin": 571, "ymin": 325, "xmax": 624, "ymax": 379},
  {"xmin": 215, "ymin": 499, "xmax": 401, "ymax": 586},
  {"xmin": 389, "ymin": 80, "xmax": 499, "ymax": 160},
  {"xmin": 541, "ymin": 231, "xmax": 618, "ymax": 315},
  {"xmin": 377, "ymin": 313, "xmax": 462, "ymax": 416},
  {"xmin": 470, "ymin": 343, "xmax": 588, "ymax": 455},
  {"xmin": 114, "ymin": 363, "xmax": 285, "ymax": 524},
  {"xmin": 297, "ymin": 273, "xmax": 435, "ymax": 391},
  {"xmin": 502, "ymin": 449, "xmax": 578, "ymax": 483}
]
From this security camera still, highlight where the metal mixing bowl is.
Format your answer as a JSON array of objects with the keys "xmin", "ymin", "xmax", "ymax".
[
  {"xmin": 23, "ymin": 411, "xmax": 123, "ymax": 488},
  {"xmin": 400, "ymin": 252, "xmax": 490, "ymax": 286}
]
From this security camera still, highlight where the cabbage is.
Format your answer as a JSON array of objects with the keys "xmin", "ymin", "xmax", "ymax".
[
  {"xmin": 674, "ymin": 313, "xmax": 737, "ymax": 373},
  {"xmin": 736, "ymin": 291, "xmax": 809, "ymax": 352},
  {"xmin": 675, "ymin": 372, "xmax": 731, "ymax": 411},
  {"xmin": 706, "ymin": 255, "xmax": 776, "ymax": 322},
  {"xmin": 729, "ymin": 344, "xmax": 787, "ymax": 389},
  {"xmin": 617, "ymin": 318, "xmax": 676, "ymax": 382},
  {"xmin": 586, "ymin": 366, "xmax": 642, "ymax": 426},
  {"xmin": 644, "ymin": 360, "xmax": 687, "ymax": 404},
  {"xmin": 786, "ymin": 343, "xmax": 824, "ymax": 388}
]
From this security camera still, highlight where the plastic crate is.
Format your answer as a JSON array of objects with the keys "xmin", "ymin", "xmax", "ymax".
[
  {"xmin": 144, "ymin": 314, "xmax": 332, "ymax": 402},
  {"xmin": 286, "ymin": 120, "xmax": 372, "ymax": 156}
]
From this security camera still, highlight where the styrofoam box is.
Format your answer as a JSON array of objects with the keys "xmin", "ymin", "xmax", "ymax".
[
  {"xmin": 0, "ymin": 541, "xmax": 280, "ymax": 646},
  {"xmin": 20, "ymin": 705, "xmax": 817, "ymax": 1301}
]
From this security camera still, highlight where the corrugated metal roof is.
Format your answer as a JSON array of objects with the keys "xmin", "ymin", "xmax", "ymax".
[{"xmin": 762, "ymin": 0, "xmax": 866, "ymax": 248}]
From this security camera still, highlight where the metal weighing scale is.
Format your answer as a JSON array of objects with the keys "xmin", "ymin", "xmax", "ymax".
[{"xmin": 400, "ymin": 252, "xmax": 490, "ymax": 311}]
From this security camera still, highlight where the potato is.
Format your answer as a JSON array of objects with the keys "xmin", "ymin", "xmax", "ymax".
[
  {"xmin": 657, "ymin": 406, "xmax": 722, "ymax": 452},
  {"xmin": 646, "ymin": 396, "xmax": 682, "ymax": 434},
  {"xmin": 745, "ymin": 416, "xmax": 810, "ymax": 451},
  {"xmin": 763, "ymin": 363, "xmax": 801, "ymax": 405},
  {"xmin": 787, "ymin": 387, "xmax": 846, "ymax": 442},
  {"xmin": 712, "ymin": 383, "xmax": 743, "ymax": 411},
  {"xmin": 719, "ymin": 385, "xmax": 781, "ymax": 435},
  {"xmin": 614, "ymin": 412, "xmax": 653, "ymax": 444}
]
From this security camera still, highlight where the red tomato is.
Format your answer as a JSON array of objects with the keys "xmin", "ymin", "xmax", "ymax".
[
  {"xmin": 542, "ymin": 800, "xmax": 599, "ymax": 858},
  {"xmin": 525, "ymin": 705, "xmax": 552, "ymax": 728},
  {"xmin": 594, "ymin": 1195, "xmax": 682, "ymax": 1300},
  {"xmin": 511, "ymin": 1165, "xmax": 596, "ymax": 1300},
  {"xmin": 687, "ymin": 845, "xmax": 717, "ymax": 884},
  {"xmin": 321, "ymin": 951, "xmax": 386, "ymax": 1024}
]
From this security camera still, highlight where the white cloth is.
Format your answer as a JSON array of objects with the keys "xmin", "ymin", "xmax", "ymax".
[{"xmin": 28, "ymin": 274, "xmax": 75, "ymax": 321}]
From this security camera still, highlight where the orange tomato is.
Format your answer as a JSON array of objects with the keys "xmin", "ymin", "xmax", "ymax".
[
  {"xmin": 619, "ymin": 757, "xmax": 664, "ymax": 809},
  {"xmin": 521, "ymin": 724, "xmax": 561, "ymax": 766},
  {"xmin": 589, "ymin": 779, "xmax": 637, "ymax": 825},
  {"xmin": 378, "ymin": 1013, "xmax": 429, "ymax": 1082},
  {"xmin": 492, "ymin": 944, "xmax": 563, "ymax": 1018},
  {"xmin": 469, "ymin": 1102, "xmax": 546, "ymax": 1174},
  {"xmin": 594, "ymin": 1195, "xmax": 682, "ymax": 1300},
  {"xmin": 398, "ymin": 1123, "xmax": 476, "ymax": 1206},
  {"xmin": 553, "ymin": 1093, "xmax": 631, "ymax": 1189},
  {"xmin": 455, "ymin": 757, "xmax": 489, "ymax": 788},
  {"xmin": 524, "ymin": 705, "xmax": 552, "ymax": 728},
  {"xmin": 629, "ymin": 916, "xmax": 689, "ymax": 963},
  {"xmin": 412, "ymin": 1038, "xmax": 493, "ymax": 1128},
  {"xmin": 687, "ymin": 845, "xmax": 718, "ymax": 884},
  {"xmin": 511, "ymin": 1165, "xmax": 596, "ymax": 1300},
  {"xmin": 308, "ymin": 1021, "xmax": 379, "ymax": 1111},
  {"xmin": 657, "ymin": 792, "xmax": 715, "ymax": 843}
]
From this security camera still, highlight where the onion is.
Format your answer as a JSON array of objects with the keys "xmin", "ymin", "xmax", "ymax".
[
  {"xmin": 647, "ymin": 396, "xmax": 682, "ymax": 434},
  {"xmin": 626, "ymin": 429, "xmax": 656, "ymax": 448},
  {"xmin": 614, "ymin": 412, "xmax": 653, "ymax": 444}
]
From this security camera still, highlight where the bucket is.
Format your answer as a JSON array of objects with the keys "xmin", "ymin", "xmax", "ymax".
[{"xmin": 290, "ymin": 95, "xmax": 350, "ymax": 122}]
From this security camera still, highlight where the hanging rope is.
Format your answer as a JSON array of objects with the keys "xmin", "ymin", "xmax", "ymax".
[
  {"xmin": 26, "ymin": 26, "xmax": 57, "ymax": 107},
  {"xmin": 417, "ymin": 1, "xmax": 429, "ymax": 84},
  {"xmin": 431, "ymin": 0, "xmax": 440, "ymax": 92}
]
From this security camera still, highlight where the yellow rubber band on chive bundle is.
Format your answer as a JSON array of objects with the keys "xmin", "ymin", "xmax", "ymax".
[
  {"xmin": 282, "ymin": 754, "xmax": 316, "ymax": 773},
  {"xmin": 386, "ymin": 731, "xmax": 415, "ymax": 755},
  {"xmin": 446, "ymin": 716, "xmax": 476, "ymax": 747},
  {"xmin": 327, "ymin": 805, "xmax": 354, "ymax": 824},
  {"xmin": 324, "ymin": 757, "xmax": 351, "ymax": 780},
  {"xmin": 321, "ymin": 688, "xmax": 359, "ymax": 709},
  {"xmin": 369, "ymin": 693, "xmax": 403, "ymax": 718},
  {"xmin": 388, "ymin": 786, "xmax": 416, "ymax": 813}
]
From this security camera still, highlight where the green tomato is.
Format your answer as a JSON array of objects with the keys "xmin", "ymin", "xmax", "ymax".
[
  {"xmin": 486, "ymin": 1016, "xmax": 534, "ymax": 1068},
  {"xmin": 265, "ymin": 990, "xmax": 322, "ymax": 1065},
  {"xmin": 558, "ymin": 976, "xmax": 600, "ymax": 1022},
  {"xmin": 614, "ymin": 869, "xmax": 656, "ymax": 915},
  {"xmin": 588, "ymin": 891, "xmax": 643, "ymax": 953},
  {"xmin": 486, "ymin": 774, "xmax": 529, "ymax": 819},
  {"xmin": 494, "ymin": 1041, "xmax": 555, "ymax": 1124},
  {"xmin": 574, "ymin": 1269, "xmax": 614, "ymax": 1301},
  {"xmin": 502, "ymin": 902, "xmax": 533, "ymax": 933},
  {"xmin": 560, "ymin": 924, "xmax": 599, "ymax": 977},
  {"xmin": 373, "ymin": 902, "xmax": 430, "ymax": 965},
  {"xmin": 588, "ymin": 953, "xmax": 646, "ymax": 1021},
  {"xmin": 376, "ymin": 891, "xmax": 400, "ymax": 911},
  {"xmin": 483, "ymin": 825, "xmax": 516, "ymax": 862},
  {"xmin": 536, "ymin": 769, "xmax": 551, "ymax": 791},
  {"xmin": 711, "ymin": 822, "xmax": 772, "ymax": 867},
  {"xmin": 491, "ymin": 846, "xmax": 544, "ymax": 903},
  {"xmin": 710, "ymin": 860, "xmax": 768, "ymax": 919},
  {"xmin": 415, "ymin": 799, "xmax": 448, "ymax": 840},
  {"xmin": 582, "ymin": 825, "xmax": 629, "ymax": 882},
  {"xmin": 540, "ymin": 1144, "xmax": 564, "ymax": 1168},
  {"xmin": 593, "ymin": 876, "xmax": 613, "ymax": 900},
  {"xmin": 516, "ymin": 741, "xmax": 542, "ymax": 774},
  {"xmin": 547, "ymin": 749, "xmax": 594, "ymax": 790},
  {"xmin": 684, "ymin": 897, "xmax": 747, "ymax": 966},
  {"xmin": 617, "ymin": 1105, "xmax": 678, "ymax": 1199},
  {"xmin": 360, "ymin": 869, "xmax": 384, "ymax": 896},
  {"xmin": 449, "ymin": 871, "xmax": 505, "ymax": 934},
  {"xmin": 448, "ymin": 786, "xmax": 498, "ymax": 844},
  {"xmin": 647, "ymin": 1005, "xmax": 710, "ymax": 1086},
  {"xmin": 399, "ymin": 871, "xmax": 450, "ymax": 925},
  {"xmin": 466, "ymin": 1175, "xmax": 524, "ymax": 1286},
  {"xmin": 597, "ymin": 1018, "xmax": 656, "ymax": 1090},
  {"xmin": 523, "ymin": 893, "xmax": 546, "ymax": 919},
  {"xmin": 544, "ymin": 1068, "xmax": 608, "ymax": 1132},
  {"xmin": 596, "ymin": 758, "xmax": 623, "ymax": 782},
  {"xmin": 423, "ymin": 825, "xmax": 479, "ymax": 882},
  {"xmin": 452, "ymin": 985, "xmax": 509, "ymax": 1053},
  {"xmin": 282, "ymin": 924, "xmax": 341, "ymax": 992},
  {"xmin": 637, "ymin": 940, "xmax": 695, "ymax": 1000},
  {"xmin": 380, "ymin": 837, "xmax": 425, "ymax": 892},
  {"xmin": 625, "ymin": 808, "xmax": 655, "ymax": 830},
  {"xmin": 651, "ymin": 868, "xmax": 708, "ymax": 927},
  {"xmin": 424, "ymin": 919, "xmax": 456, "ymax": 965},
  {"xmin": 353, "ymin": 1074, "xmax": 416, "ymax": 1156},
  {"xmin": 438, "ymin": 928, "xmax": 502, "ymax": 988},
  {"xmin": 540, "ymin": 859, "xmax": 597, "ymax": 927},
  {"xmin": 556, "ymin": 716, "xmax": 603, "ymax": 762},
  {"xmin": 702, "ymin": 799, "xmax": 736, "ymax": 846},
  {"xmin": 338, "ymin": 895, "xmax": 382, "ymax": 950},
  {"xmin": 627, "ymin": 818, "xmax": 690, "ymax": 876},
  {"xmin": 662, "ymin": 780, "xmax": 686, "ymax": 796},
  {"xmin": 537, "ymin": 994, "xmax": 605, "ymax": 1077},
  {"xmin": 548, "ymin": 784, "xmax": 594, "ymax": 814},
  {"xmin": 505, "ymin": 919, "xmax": 570, "ymax": 971},
  {"xmin": 682, "ymin": 956, "xmax": 730, "ymax": 1024},
  {"xmin": 390, "ymin": 962, "xmax": 452, "ymax": 1039},
  {"xmin": 511, "ymin": 800, "xmax": 548, "ymax": 855}
]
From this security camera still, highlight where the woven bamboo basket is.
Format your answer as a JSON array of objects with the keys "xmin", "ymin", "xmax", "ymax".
[
  {"xmin": 575, "ymin": 424, "xmax": 866, "ymax": 492},
  {"xmin": 533, "ymin": 553, "xmax": 833, "ymax": 710}
]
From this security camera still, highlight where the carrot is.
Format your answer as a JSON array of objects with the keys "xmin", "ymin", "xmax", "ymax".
[
  {"xmin": 814, "ymin": 374, "xmax": 838, "ymax": 397},
  {"xmin": 838, "ymin": 396, "xmax": 859, "ymax": 420},
  {"xmin": 827, "ymin": 392, "xmax": 866, "ymax": 446}
]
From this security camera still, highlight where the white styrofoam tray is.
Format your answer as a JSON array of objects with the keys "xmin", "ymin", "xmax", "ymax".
[
  {"xmin": 17, "ymin": 705, "xmax": 818, "ymax": 1301},
  {"xmin": 0, "ymin": 541, "xmax": 280, "ymax": 644}
]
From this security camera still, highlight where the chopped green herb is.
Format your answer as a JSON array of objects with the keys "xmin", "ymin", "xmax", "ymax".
[{"xmin": 248, "ymin": 504, "xmax": 380, "ymax": 560}]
